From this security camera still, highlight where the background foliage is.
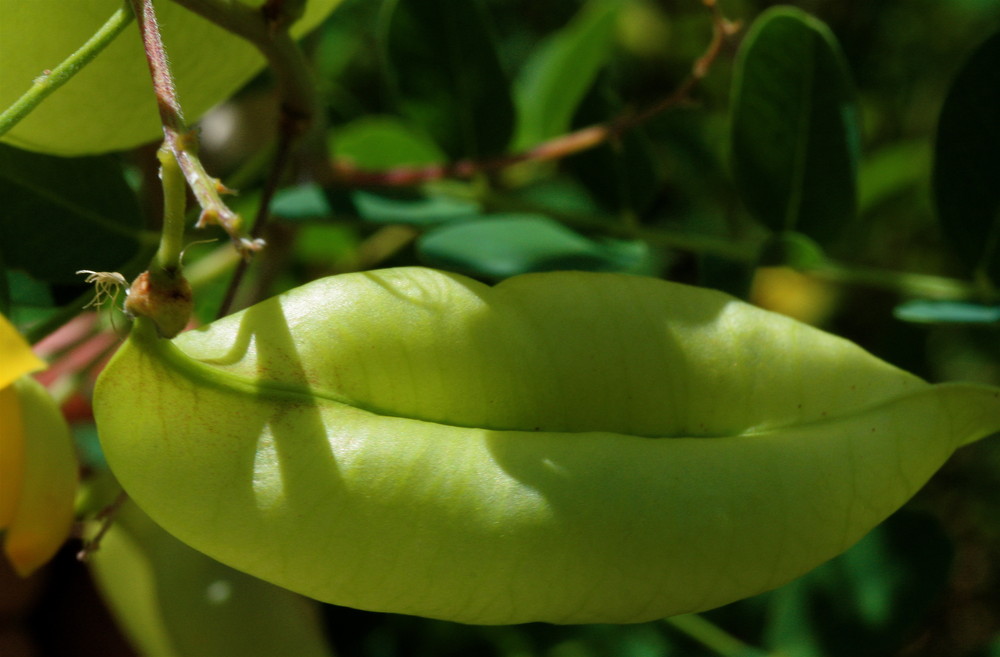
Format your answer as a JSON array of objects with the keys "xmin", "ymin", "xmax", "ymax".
[{"xmin": 2, "ymin": 0, "xmax": 1000, "ymax": 655}]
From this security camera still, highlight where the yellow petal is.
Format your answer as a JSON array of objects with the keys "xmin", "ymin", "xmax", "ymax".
[
  {"xmin": 3, "ymin": 376, "xmax": 78, "ymax": 577},
  {"xmin": 0, "ymin": 314, "xmax": 46, "ymax": 390}
]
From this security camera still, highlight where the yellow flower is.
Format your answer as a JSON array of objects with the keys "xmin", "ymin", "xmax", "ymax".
[{"xmin": 0, "ymin": 313, "xmax": 78, "ymax": 576}]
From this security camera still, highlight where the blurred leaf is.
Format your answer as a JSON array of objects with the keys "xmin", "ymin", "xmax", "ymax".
[
  {"xmin": 510, "ymin": 178, "xmax": 602, "ymax": 216},
  {"xmin": 353, "ymin": 191, "xmax": 479, "ymax": 226},
  {"xmin": 0, "ymin": 145, "xmax": 146, "ymax": 284},
  {"xmin": 758, "ymin": 232, "xmax": 827, "ymax": 269},
  {"xmin": 272, "ymin": 184, "xmax": 333, "ymax": 220},
  {"xmin": 382, "ymin": 0, "xmax": 514, "ymax": 159},
  {"xmin": 894, "ymin": 299, "xmax": 1000, "ymax": 324},
  {"xmin": 730, "ymin": 7, "xmax": 860, "ymax": 243},
  {"xmin": 512, "ymin": 0, "xmax": 621, "ymax": 150},
  {"xmin": 761, "ymin": 511, "xmax": 952, "ymax": 657},
  {"xmin": 565, "ymin": 81, "xmax": 663, "ymax": 216},
  {"xmin": 295, "ymin": 223, "xmax": 360, "ymax": 265},
  {"xmin": 5, "ymin": 270, "xmax": 55, "ymax": 329},
  {"xmin": 90, "ymin": 498, "xmax": 334, "ymax": 657},
  {"xmin": 332, "ymin": 115, "xmax": 447, "ymax": 168},
  {"xmin": 933, "ymin": 29, "xmax": 1000, "ymax": 285},
  {"xmin": 417, "ymin": 213, "xmax": 652, "ymax": 278},
  {"xmin": 859, "ymin": 140, "xmax": 931, "ymax": 216}
]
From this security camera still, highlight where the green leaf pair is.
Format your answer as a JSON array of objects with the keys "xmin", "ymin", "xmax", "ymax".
[{"xmin": 94, "ymin": 268, "xmax": 1000, "ymax": 625}]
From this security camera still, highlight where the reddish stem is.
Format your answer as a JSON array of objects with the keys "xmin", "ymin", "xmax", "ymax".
[
  {"xmin": 321, "ymin": 0, "xmax": 740, "ymax": 188},
  {"xmin": 127, "ymin": 0, "xmax": 259, "ymax": 256}
]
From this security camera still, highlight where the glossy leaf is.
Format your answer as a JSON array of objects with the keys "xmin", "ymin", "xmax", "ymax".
[
  {"xmin": 382, "ymin": 0, "xmax": 515, "ymax": 158},
  {"xmin": 512, "ymin": 0, "xmax": 621, "ymax": 149},
  {"xmin": 94, "ymin": 268, "xmax": 1000, "ymax": 625},
  {"xmin": 418, "ymin": 214, "xmax": 652, "ymax": 278},
  {"xmin": 730, "ymin": 7, "xmax": 860, "ymax": 243},
  {"xmin": 0, "ymin": 145, "xmax": 146, "ymax": 283},
  {"xmin": 933, "ymin": 30, "xmax": 1000, "ymax": 285},
  {"xmin": 89, "ymin": 498, "xmax": 334, "ymax": 657}
]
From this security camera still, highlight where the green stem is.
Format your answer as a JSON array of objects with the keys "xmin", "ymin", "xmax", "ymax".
[
  {"xmin": 811, "ymin": 261, "xmax": 977, "ymax": 301},
  {"xmin": 0, "ymin": 3, "xmax": 134, "ymax": 138},
  {"xmin": 154, "ymin": 146, "xmax": 187, "ymax": 273},
  {"xmin": 664, "ymin": 614, "xmax": 762, "ymax": 657}
]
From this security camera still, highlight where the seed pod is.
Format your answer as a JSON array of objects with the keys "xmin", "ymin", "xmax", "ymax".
[{"xmin": 94, "ymin": 268, "xmax": 1000, "ymax": 624}]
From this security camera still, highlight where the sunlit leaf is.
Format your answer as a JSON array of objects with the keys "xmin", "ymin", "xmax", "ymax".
[{"xmin": 512, "ymin": 0, "xmax": 621, "ymax": 150}]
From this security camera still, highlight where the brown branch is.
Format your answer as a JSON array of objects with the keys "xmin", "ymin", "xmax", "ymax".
[{"xmin": 321, "ymin": 0, "xmax": 741, "ymax": 189}]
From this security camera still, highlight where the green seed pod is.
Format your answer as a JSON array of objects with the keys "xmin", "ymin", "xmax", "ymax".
[{"xmin": 93, "ymin": 267, "xmax": 1000, "ymax": 624}]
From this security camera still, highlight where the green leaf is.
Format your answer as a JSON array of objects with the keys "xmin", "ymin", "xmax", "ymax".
[
  {"xmin": 893, "ymin": 300, "xmax": 1000, "ymax": 325},
  {"xmin": 0, "ymin": 144, "xmax": 147, "ymax": 283},
  {"xmin": 512, "ymin": 0, "xmax": 621, "ymax": 150},
  {"xmin": 353, "ymin": 191, "xmax": 479, "ymax": 226},
  {"xmin": 382, "ymin": 0, "xmax": 515, "ymax": 159},
  {"xmin": 89, "ymin": 498, "xmax": 334, "ymax": 657},
  {"xmin": 271, "ymin": 184, "xmax": 332, "ymax": 220},
  {"xmin": 5, "ymin": 270, "xmax": 55, "ymax": 329},
  {"xmin": 729, "ymin": 7, "xmax": 860, "ymax": 243},
  {"xmin": 418, "ymin": 214, "xmax": 652, "ymax": 278},
  {"xmin": 858, "ymin": 140, "xmax": 930, "ymax": 216},
  {"xmin": 331, "ymin": 115, "xmax": 447, "ymax": 168},
  {"xmin": 933, "ymin": 30, "xmax": 1000, "ymax": 285},
  {"xmin": 758, "ymin": 232, "xmax": 827, "ymax": 269},
  {"xmin": 95, "ymin": 268, "xmax": 1000, "ymax": 625}
]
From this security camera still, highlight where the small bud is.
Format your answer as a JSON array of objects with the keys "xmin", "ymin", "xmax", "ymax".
[{"xmin": 123, "ymin": 271, "xmax": 193, "ymax": 339}]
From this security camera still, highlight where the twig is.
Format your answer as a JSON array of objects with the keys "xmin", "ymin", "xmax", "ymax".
[
  {"xmin": 162, "ymin": 0, "xmax": 320, "ymax": 314},
  {"xmin": 76, "ymin": 490, "xmax": 130, "ymax": 562},
  {"xmin": 216, "ymin": 113, "xmax": 299, "ymax": 317},
  {"xmin": 320, "ymin": 0, "xmax": 741, "ymax": 188},
  {"xmin": 0, "ymin": 3, "xmax": 134, "ymax": 137},
  {"xmin": 127, "ymin": 0, "xmax": 262, "ymax": 258}
]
